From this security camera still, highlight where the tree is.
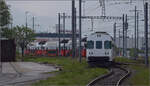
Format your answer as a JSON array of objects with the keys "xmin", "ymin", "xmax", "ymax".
[
  {"xmin": 2, "ymin": 27, "xmax": 16, "ymax": 39},
  {"xmin": 3, "ymin": 25, "xmax": 35, "ymax": 60},
  {"xmin": 16, "ymin": 26, "xmax": 35, "ymax": 59},
  {"xmin": 0, "ymin": 0, "xmax": 11, "ymax": 27}
]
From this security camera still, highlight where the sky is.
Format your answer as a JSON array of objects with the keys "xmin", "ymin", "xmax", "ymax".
[{"xmin": 5, "ymin": 0, "xmax": 149, "ymax": 37}]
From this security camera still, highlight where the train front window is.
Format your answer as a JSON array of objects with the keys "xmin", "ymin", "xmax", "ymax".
[
  {"xmin": 96, "ymin": 41, "xmax": 102, "ymax": 49},
  {"xmin": 104, "ymin": 41, "xmax": 111, "ymax": 49},
  {"xmin": 87, "ymin": 41, "xmax": 94, "ymax": 49}
]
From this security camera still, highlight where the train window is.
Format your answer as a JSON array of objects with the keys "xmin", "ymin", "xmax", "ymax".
[
  {"xmin": 104, "ymin": 41, "xmax": 112, "ymax": 49},
  {"xmin": 87, "ymin": 41, "xmax": 94, "ymax": 49},
  {"xmin": 96, "ymin": 41, "xmax": 102, "ymax": 49}
]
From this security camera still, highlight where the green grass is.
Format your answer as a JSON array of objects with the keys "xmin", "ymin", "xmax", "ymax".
[
  {"xmin": 115, "ymin": 57, "xmax": 149, "ymax": 86},
  {"xmin": 129, "ymin": 65, "xmax": 149, "ymax": 85},
  {"xmin": 114, "ymin": 57, "xmax": 137, "ymax": 63},
  {"xmin": 24, "ymin": 57, "xmax": 108, "ymax": 86}
]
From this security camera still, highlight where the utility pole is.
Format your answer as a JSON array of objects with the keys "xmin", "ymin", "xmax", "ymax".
[
  {"xmin": 134, "ymin": 6, "xmax": 137, "ymax": 58},
  {"xmin": 32, "ymin": 16, "xmax": 35, "ymax": 31},
  {"xmin": 144, "ymin": 2, "xmax": 149, "ymax": 67},
  {"xmin": 0, "ymin": 13, "xmax": 2, "ymax": 73},
  {"xmin": 58, "ymin": 13, "xmax": 61, "ymax": 56},
  {"xmin": 74, "ymin": 8, "xmax": 77, "ymax": 57},
  {"xmin": 82, "ymin": 0, "xmax": 85, "ymax": 16},
  {"xmin": 118, "ymin": 29, "xmax": 121, "ymax": 56},
  {"xmin": 79, "ymin": 0, "xmax": 82, "ymax": 62},
  {"xmin": 91, "ymin": 18, "xmax": 94, "ymax": 31},
  {"xmin": 132, "ymin": 34, "xmax": 134, "ymax": 48},
  {"xmin": 122, "ymin": 14, "xmax": 125, "ymax": 57},
  {"xmin": 137, "ymin": 12, "xmax": 139, "ymax": 57},
  {"xmin": 129, "ymin": 6, "xmax": 142, "ymax": 58},
  {"xmin": 114, "ymin": 22, "xmax": 116, "ymax": 45},
  {"xmin": 149, "ymin": 4, "xmax": 150, "ymax": 32},
  {"xmin": 125, "ymin": 14, "xmax": 128, "ymax": 57},
  {"xmin": 72, "ymin": 0, "xmax": 75, "ymax": 58},
  {"xmin": 63, "ymin": 13, "xmax": 66, "ymax": 56}
]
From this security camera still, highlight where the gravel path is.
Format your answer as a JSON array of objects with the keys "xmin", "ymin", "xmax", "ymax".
[{"xmin": 0, "ymin": 62, "xmax": 58, "ymax": 86}]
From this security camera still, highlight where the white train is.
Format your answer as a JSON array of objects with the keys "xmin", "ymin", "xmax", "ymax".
[{"xmin": 86, "ymin": 32, "xmax": 114, "ymax": 66}]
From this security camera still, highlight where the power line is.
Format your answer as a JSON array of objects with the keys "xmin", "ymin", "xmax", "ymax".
[
  {"xmin": 5, "ymin": 0, "xmax": 105, "ymax": 1},
  {"xmin": 61, "ymin": 15, "xmax": 122, "ymax": 20},
  {"xmin": 6, "ymin": 0, "xmax": 149, "ymax": 1}
]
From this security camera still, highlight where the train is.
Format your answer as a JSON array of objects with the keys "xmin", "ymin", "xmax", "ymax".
[
  {"xmin": 25, "ymin": 39, "xmax": 86, "ymax": 57},
  {"xmin": 25, "ymin": 31, "xmax": 115, "ymax": 66},
  {"xmin": 86, "ymin": 32, "xmax": 115, "ymax": 66}
]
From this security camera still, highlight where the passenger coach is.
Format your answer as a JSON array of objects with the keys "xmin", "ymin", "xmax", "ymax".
[{"xmin": 86, "ymin": 32, "xmax": 114, "ymax": 66}]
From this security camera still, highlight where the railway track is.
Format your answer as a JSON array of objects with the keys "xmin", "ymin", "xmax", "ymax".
[{"xmin": 87, "ymin": 66, "xmax": 130, "ymax": 86}]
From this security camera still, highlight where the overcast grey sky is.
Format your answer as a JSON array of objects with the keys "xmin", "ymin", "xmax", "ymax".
[{"xmin": 6, "ymin": 0, "xmax": 148, "ymax": 37}]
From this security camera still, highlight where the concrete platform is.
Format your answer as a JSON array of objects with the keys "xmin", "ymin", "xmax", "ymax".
[{"xmin": 0, "ymin": 62, "xmax": 58, "ymax": 86}]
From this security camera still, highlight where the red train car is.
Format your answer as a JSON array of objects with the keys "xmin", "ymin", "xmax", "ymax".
[{"xmin": 25, "ymin": 48, "xmax": 86, "ymax": 57}]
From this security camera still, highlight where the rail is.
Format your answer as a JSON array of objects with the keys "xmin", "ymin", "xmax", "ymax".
[{"xmin": 87, "ymin": 66, "xmax": 131, "ymax": 86}]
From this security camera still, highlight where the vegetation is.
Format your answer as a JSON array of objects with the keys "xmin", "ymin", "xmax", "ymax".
[
  {"xmin": 115, "ymin": 57, "xmax": 149, "ymax": 86},
  {"xmin": 3, "ymin": 26, "xmax": 35, "ymax": 58},
  {"xmin": 0, "ymin": 0, "xmax": 35, "ymax": 61},
  {"xmin": 24, "ymin": 57, "xmax": 108, "ymax": 86},
  {"xmin": 129, "ymin": 64, "xmax": 149, "ymax": 85},
  {"xmin": 0, "ymin": 0, "xmax": 11, "ymax": 27},
  {"xmin": 114, "ymin": 56, "xmax": 138, "ymax": 63},
  {"xmin": 129, "ymin": 48, "xmax": 139, "ymax": 59}
]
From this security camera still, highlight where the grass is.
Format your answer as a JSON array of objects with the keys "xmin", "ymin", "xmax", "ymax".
[
  {"xmin": 114, "ymin": 56, "xmax": 137, "ymax": 63},
  {"xmin": 24, "ymin": 56, "xmax": 108, "ymax": 86},
  {"xmin": 114, "ymin": 57, "xmax": 149, "ymax": 86},
  {"xmin": 129, "ymin": 65, "xmax": 149, "ymax": 85}
]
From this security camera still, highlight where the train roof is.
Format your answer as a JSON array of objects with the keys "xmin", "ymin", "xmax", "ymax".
[{"xmin": 88, "ymin": 31, "xmax": 113, "ymax": 40}]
